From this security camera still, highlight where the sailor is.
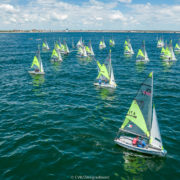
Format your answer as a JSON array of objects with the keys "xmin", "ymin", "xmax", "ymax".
[
  {"xmin": 132, "ymin": 136, "xmax": 139, "ymax": 146},
  {"xmin": 99, "ymin": 79, "xmax": 102, "ymax": 85},
  {"xmin": 35, "ymin": 69, "xmax": 39, "ymax": 72},
  {"xmin": 137, "ymin": 138, "xmax": 146, "ymax": 148}
]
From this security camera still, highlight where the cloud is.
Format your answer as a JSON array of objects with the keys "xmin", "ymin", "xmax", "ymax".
[
  {"xmin": 126, "ymin": 3, "xmax": 180, "ymax": 30},
  {"xmin": 118, "ymin": 0, "xmax": 132, "ymax": 3},
  {"xmin": 0, "ymin": 0, "xmax": 179, "ymax": 30}
]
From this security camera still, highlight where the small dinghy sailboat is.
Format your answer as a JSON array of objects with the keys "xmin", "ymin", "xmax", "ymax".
[
  {"xmin": 124, "ymin": 39, "xmax": 134, "ymax": 55},
  {"xmin": 136, "ymin": 41, "xmax": 149, "ymax": 62},
  {"xmin": 99, "ymin": 37, "xmax": 106, "ymax": 49},
  {"xmin": 29, "ymin": 49, "xmax": 45, "ymax": 75},
  {"xmin": 114, "ymin": 72, "xmax": 167, "ymax": 157},
  {"xmin": 94, "ymin": 50, "xmax": 116, "ymax": 88},
  {"xmin": 51, "ymin": 44, "xmax": 62, "ymax": 62},
  {"xmin": 42, "ymin": 39, "xmax": 50, "ymax": 51}
]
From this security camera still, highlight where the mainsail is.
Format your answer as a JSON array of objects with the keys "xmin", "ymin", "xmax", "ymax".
[{"xmin": 121, "ymin": 72, "xmax": 153, "ymax": 138}]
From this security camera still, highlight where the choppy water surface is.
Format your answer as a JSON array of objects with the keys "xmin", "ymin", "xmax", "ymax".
[{"xmin": 0, "ymin": 32, "xmax": 180, "ymax": 179}]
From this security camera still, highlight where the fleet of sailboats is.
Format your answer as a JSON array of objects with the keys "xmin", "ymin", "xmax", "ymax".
[{"xmin": 27, "ymin": 36, "xmax": 177, "ymax": 157}]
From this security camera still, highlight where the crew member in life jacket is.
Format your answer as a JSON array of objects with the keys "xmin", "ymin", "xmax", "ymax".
[{"xmin": 132, "ymin": 136, "xmax": 139, "ymax": 145}]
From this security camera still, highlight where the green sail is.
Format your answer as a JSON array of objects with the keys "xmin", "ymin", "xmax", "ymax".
[
  {"xmin": 97, "ymin": 61, "xmax": 110, "ymax": 80},
  {"xmin": 124, "ymin": 40, "xmax": 128, "ymax": 46},
  {"xmin": 161, "ymin": 47, "xmax": 165, "ymax": 53},
  {"xmin": 110, "ymin": 39, "xmax": 113, "ymax": 44},
  {"xmin": 100, "ymin": 41, "xmax": 103, "ymax": 45},
  {"xmin": 55, "ymin": 43, "xmax": 61, "ymax": 50},
  {"xmin": 121, "ymin": 72, "xmax": 153, "ymax": 138},
  {"xmin": 51, "ymin": 49, "xmax": 58, "ymax": 58},
  {"xmin": 85, "ymin": 46, "xmax": 91, "ymax": 53},
  {"xmin": 121, "ymin": 100, "xmax": 149, "ymax": 137},
  {"xmin": 42, "ymin": 42, "xmax": 47, "ymax": 48},
  {"xmin": 124, "ymin": 45, "xmax": 130, "ymax": 52},
  {"xmin": 164, "ymin": 47, "xmax": 171, "ymax": 57},
  {"xmin": 60, "ymin": 44, "xmax": 65, "ymax": 50},
  {"xmin": 31, "ymin": 56, "xmax": 40, "ymax": 69},
  {"xmin": 136, "ymin": 49, "xmax": 145, "ymax": 58},
  {"xmin": 175, "ymin": 43, "xmax": 180, "ymax": 49}
]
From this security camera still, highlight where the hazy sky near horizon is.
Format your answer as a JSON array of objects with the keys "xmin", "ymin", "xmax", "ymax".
[{"xmin": 0, "ymin": 0, "xmax": 180, "ymax": 30}]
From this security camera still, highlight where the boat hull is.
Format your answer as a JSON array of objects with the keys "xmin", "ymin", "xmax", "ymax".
[
  {"xmin": 28, "ymin": 71, "xmax": 45, "ymax": 75},
  {"xmin": 114, "ymin": 136, "xmax": 167, "ymax": 157},
  {"xmin": 94, "ymin": 82, "xmax": 116, "ymax": 89}
]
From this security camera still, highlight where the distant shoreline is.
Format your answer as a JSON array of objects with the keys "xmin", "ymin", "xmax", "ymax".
[{"xmin": 0, "ymin": 30, "xmax": 180, "ymax": 33}]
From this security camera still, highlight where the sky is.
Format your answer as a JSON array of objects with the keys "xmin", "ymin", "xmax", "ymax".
[{"xmin": 0, "ymin": 0, "xmax": 180, "ymax": 30}]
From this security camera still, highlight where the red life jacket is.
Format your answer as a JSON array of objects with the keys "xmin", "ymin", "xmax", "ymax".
[{"xmin": 132, "ymin": 138, "xmax": 138, "ymax": 145}]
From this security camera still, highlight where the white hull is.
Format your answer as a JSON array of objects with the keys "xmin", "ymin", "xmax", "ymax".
[
  {"xmin": 114, "ymin": 136, "xmax": 166, "ymax": 157},
  {"xmin": 136, "ymin": 59, "xmax": 149, "ymax": 63},
  {"xmin": 94, "ymin": 82, "xmax": 116, "ymax": 89},
  {"xmin": 28, "ymin": 71, "xmax": 45, "ymax": 75},
  {"xmin": 124, "ymin": 52, "xmax": 133, "ymax": 55},
  {"xmin": 174, "ymin": 49, "xmax": 180, "ymax": 52}
]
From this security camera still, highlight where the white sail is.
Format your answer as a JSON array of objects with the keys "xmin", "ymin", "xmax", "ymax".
[
  {"xmin": 150, "ymin": 106, "xmax": 163, "ymax": 149},
  {"xmin": 77, "ymin": 37, "xmax": 83, "ymax": 47},
  {"xmin": 38, "ymin": 51, "xmax": 44, "ymax": 73},
  {"xmin": 83, "ymin": 46, "xmax": 87, "ymax": 57},
  {"xmin": 143, "ymin": 41, "xmax": 149, "ymax": 61},
  {"xmin": 89, "ymin": 41, "xmax": 94, "ymax": 56},
  {"xmin": 169, "ymin": 41, "xmax": 176, "ymax": 60},
  {"xmin": 129, "ymin": 42, "xmax": 134, "ymax": 54},
  {"xmin": 110, "ymin": 66, "xmax": 116, "ymax": 86}
]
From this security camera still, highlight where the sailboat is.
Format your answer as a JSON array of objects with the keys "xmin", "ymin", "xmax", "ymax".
[
  {"xmin": 162, "ymin": 40, "xmax": 176, "ymax": 61},
  {"xmin": 51, "ymin": 44, "xmax": 62, "ymax": 62},
  {"xmin": 77, "ymin": 37, "xmax": 83, "ymax": 48},
  {"xmin": 29, "ymin": 49, "xmax": 45, "ymax": 75},
  {"xmin": 114, "ymin": 72, "xmax": 167, "ymax": 157},
  {"xmin": 174, "ymin": 40, "xmax": 180, "ymax": 52},
  {"xmin": 157, "ymin": 37, "xmax": 164, "ymax": 48},
  {"xmin": 63, "ymin": 40, "xmax": 70, "ymax": 55},
  {"xmin": 136, "ymin": 41, "xmax": 149, "ymax": 62},
  {"xmin": 42, "ymin": 39, "xmax": 50, "ymax": 51},
  {"xmin": 109, "ymin": 37, "xmax": 115, "ymax": 47},
  {"xmin": 94, "ymin": 50, "xmax": 116, "ymax": 88},
  {"xmin": 77, "ymin": 45, "xmax": 87, "ymax": 57},
  {"xmin": 99, "ymin": 37, "xmax": 106, "ymax": 49},
  {"xmin": 85, "ymin": 40, "xmax": 94, "ymax": 56},
  {"xmin": 124, "ymin": 39, "xmax": 134, "ymax": 55}
]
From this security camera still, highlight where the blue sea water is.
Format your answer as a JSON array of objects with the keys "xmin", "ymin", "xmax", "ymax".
[{"xmin": 0, "ymin": 32, "xmax": 180, "ymax": 180}]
